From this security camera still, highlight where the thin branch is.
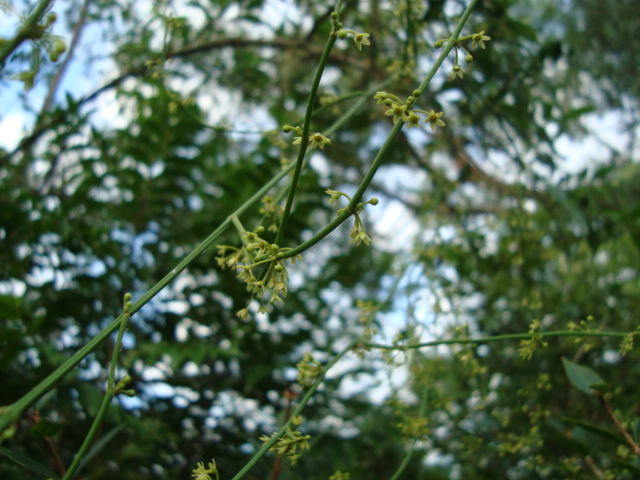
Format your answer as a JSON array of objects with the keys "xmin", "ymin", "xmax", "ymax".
[
  {"xmin": 40, "ymin": 0, "xmax": 91, "ymax": 114},
  {"xmin": 39, "ymin": 0, "xmax": 91, "ymax": 192},
  {"xmin": 595, "ymin": 391, "xmax": 640, "ymax": 458},
  {"xmin": 279, "ymin": 0, "xmax": 480, "ymax": 260},
  {"xmin": 366, "ymin": 330, "xmax": 629, "ymax": 351},
  {"xmin": 229, "ymin": 337, "xmax": 361, "ymax": 480},
  {"xmin": 1, "ymin": 36, "xmax": 367, "ymax": 167},
  {"xmin": 0, "ymin": 0, "xmax": 55, "ymax": 69},
  {"xmin": 273, "ymin": 0, "xmax": 345, "ymax": 245}
]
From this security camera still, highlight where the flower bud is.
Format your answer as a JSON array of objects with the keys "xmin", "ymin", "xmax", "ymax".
[
  {"xmin": 336, "ymin": 29, "xmax": 348, "ymax": 39},
  {"xmin": 44, "ymin": 13, "xmax": 57, "ymax": 28},
  {"xmin": 48, "ymin": 38, "xmax": 67, "ymax": 62}
]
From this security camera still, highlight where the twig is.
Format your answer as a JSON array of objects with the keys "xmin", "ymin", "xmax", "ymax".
[
  {"xmin": 595, "ymin": 391, "xmax": 640, "ymax": 458},
  {"xmin": 0, "ymin": 0, "xmax": 55, "ymax": 68},
  {"xmin": 584, "ymin": 455, "xmax": 606, "ymax": 479}
]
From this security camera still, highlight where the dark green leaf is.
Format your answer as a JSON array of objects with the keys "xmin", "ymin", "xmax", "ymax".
[
  {"xmin": 0, "ymin": 447, "xmax": 59, "ymax": 479},
  {"xmin": 561, "ymin": 357, "xmax": 605, "ymax": 395}
]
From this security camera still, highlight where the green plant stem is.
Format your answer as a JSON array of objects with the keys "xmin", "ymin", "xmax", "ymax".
[
  {"xmin": 274, "ymin": 12, "xmax": 340, "ymax": 246},
  {"xmin": 365, "ymin": 330, "xmax": 630, "ymax": 351},
  {"xmin": 415, "ymin": 0, "xmax": 478, "ymax": 98},
  {"xmin": 0, "ymin": 0, "xmax": 478, "ymax": 435},
  {"xmin": 279, "ymin": 0, "xmax": 479, "ymax": 260},
  {"xmin": 0, "ymin": 0, "xmax": 55, "ymax": 69},
  {"xmin": 0, "ymin": 161, "xmax": 294, "ymax": 434},
  {"xmin": 107, "ymin": 309, "xmax": 129, "ymax": 390},
  {"xmin": 62, "ymin": 306, "xmax": 131, "ymax": 480},
  {"xmin": 230, "ymin": 337, "xmax": 360, "ymax": 480},
  {"xmin": 595, "ymin": 391, "xmax": 640, "ymax": 458},
  {"xmin": 389, "ymin": 381, "xmax": 430, "ymax": 480},
  {"xmin": 0, "ymin": 72, "xmax": 386, "ymax": 435},
  {"xmin": 231, "ymin": 215, "xmax": 247, "ymax": 239}
]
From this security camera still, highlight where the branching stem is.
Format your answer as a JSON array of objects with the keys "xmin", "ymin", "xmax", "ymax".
[{"xmin": 274, "ymin": 4, "xmax": 342, "ymax": 246}]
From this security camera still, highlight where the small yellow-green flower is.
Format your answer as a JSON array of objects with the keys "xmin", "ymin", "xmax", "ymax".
[
  {"xmin": 236, "ymin": 307, "xmax": 250, "ymax": 321},
  {"xmin": 353, "ymin": 32, "xmax": 371, "ymax": 50},
  {"xmin": 424, "ymin": 110, "xmax": 445, "ymax": 131},
  {"xmin": 309, "ymin": 132, "xmax": 331, "ymax": 149},
  {"xmin": 325, "ymin": 188, "xmax": 344, "ymax": 206},
  {"xmin": 192, "ymin": 460, "xmax": 219, "ymax": 480},
  {"xmin": 350, "ymin": 223, "xmax": 371, "ymax": 246},
  {"xmin": 374, "ymin": 91, "xmax": 389, "ymax": 104},
  {"xmin": 471, "ymin": 31, "xmax": 491, "ymax": 49},
  {"xmin": 384, "ymin": 103, "xmax": 409, "ymax": 124},
  {"xmin": 406, "ymin": 111, "xmax": 421, "ymax": 128},
  {"xmin": 450, "ymin": 64, "xmax": 464, "ymax": 80}
]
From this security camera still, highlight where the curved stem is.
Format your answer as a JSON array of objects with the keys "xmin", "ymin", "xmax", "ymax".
[
  {"xmin": 365, "ymin": 330, "xmax": 630, "ymax": 351},
  {"xmin": 62, "ymin": 303, "xmax": 130, "ymax": 480},
  {"xmin": 389, "ymin": 380, "xmax": 430, "ymax": 480},
  {"xmin": 230, "ymin": 337, "xmax": 360, "ymax": 480},
  {"xmin": 280, "ymin": 0, "xmax": 480, "ymax": 259},
  {"xmin": 0, "ymin": 62, "xmax": 386, "ymax": 438},
  {"xmin": 0, "ymin": 0, "xmax": 55, "ymax": 69},
  {"xmin": 0, "ymin": 160, "xmax": 295, "ymax": 434},
  {"xmin": 274, "ymin": 12, "xmax": 340, "ymax": 245}
]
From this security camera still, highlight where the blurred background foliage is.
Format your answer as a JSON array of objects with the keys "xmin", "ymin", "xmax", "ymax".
[{"xmin": 0, "ymin": 0, "xmax": 639, "ymax": 478}]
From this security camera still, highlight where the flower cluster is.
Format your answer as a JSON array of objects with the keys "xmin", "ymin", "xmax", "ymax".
[
  {"xmin": 336, "ymin": 29, "xmax": 371, "ymax": 51},
  {"xmin": 259, "ymin": 195, "xmax": 284, "ymax": 233},
  {"xmin": 329, "ymin": 472, "xmax": 351, "ymax": 480},
  {"xmin": 113, "ymin": 375, "xmax": 135, "ymax": 398},
  {"xmin": 260, "ymin": 416, "xmax": 310, "ymax": 466},
  {"xmin": 375, "ymin": 91, "xmax": 445, "ymax": 131},
  {"xmin": 398, "ymin": 416, "xmax": 430, "ymax": 439},
  {"xmin": 282, "ymin": 125, "xmax": 332, "ymax": 149},
  {"xmin": 296, "ymin": 352, "xmax": 323, "ymax": 388},
  {"xmin": 620, "ymin": 327, "xmax": 639, "ymax": 355},
  {"xmin": 325, "ymin": 189, "xmax": 378, "ymax": 246},
  {"xmin": 6, "ymin": 11, "xmax": 67, "ymax": 90},
  {"xmin": 215, "ymin": 226, "xmax": 301, "ymax": 320},
  {"xmin": 434, "ymin": 30, "xmax": 491, "ymax": 81},
  {"xmin": 566, "ymin": 314, "xmax": 600, "ymax": 353},
  {"xmin": 518, "ymin": 319, "xmax": 549, "ymax": 360},
  {"xmin": 191, "ymin": 460, "xmax": 219, "ymax": 480}
]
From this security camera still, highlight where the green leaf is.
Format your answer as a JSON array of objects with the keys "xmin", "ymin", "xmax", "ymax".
[
  {"xmin": 633, "ymin": 418, "xmax": 640, "ymax": 442},
  {"xmin": 561, "ymin": 106, "xmax": 596, "ymax": 123},
  {"xmin": 0, "ymin": 446, "xmax": 59, "ymax": 479},
  {"xmin": 76, "ymin": 424, "xmax": 125, "ymax": 475},
  {"xmin": 0, "ymin": 295, "xmax": 22, "ymax": 318},
  {"xmin": 34, "ymin": 389, "xmax": 57, "ymax": 411},
  {"xmin": 561, "ymin": 357, "xmax": 605, "ymax": 395},
  {"xmin": 506, "ymin": 18, "xmax": 538, "ymax": 41},
  {"xmin": 30, "ymin": 419, "xmax": 65, "ymax": 439},
  {"xmin": 561, "ymin": 417, "xmax": 626, "ymax": 445},
  {"xmin": 607, "ymin": 454, "xmax": 640, "ymax": 475}
]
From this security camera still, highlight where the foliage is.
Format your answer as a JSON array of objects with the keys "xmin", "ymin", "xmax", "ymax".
[{"xmin": 0, "ymin": 0, "xmax": 639, "ymax": 479}]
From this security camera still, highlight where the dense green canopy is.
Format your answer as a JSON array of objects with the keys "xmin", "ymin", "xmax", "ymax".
[{"xmin": 1, "ymin": 0, "xmax": 639, "ymax": 479}]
